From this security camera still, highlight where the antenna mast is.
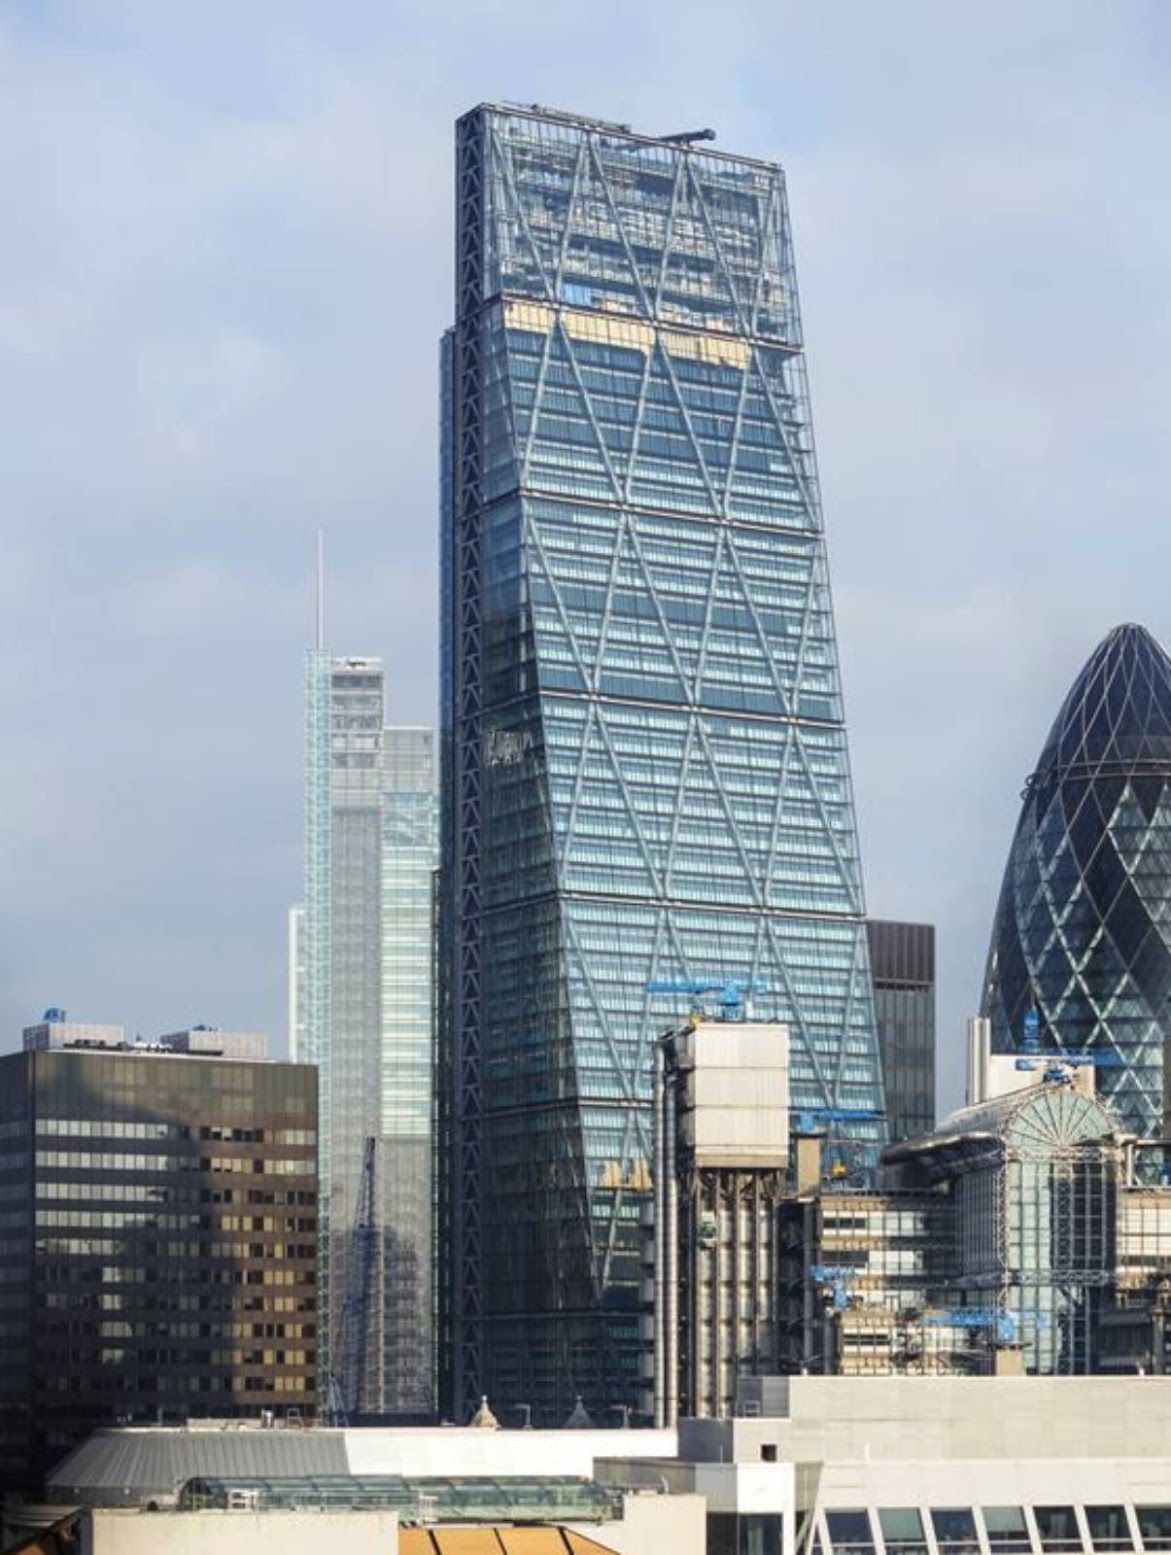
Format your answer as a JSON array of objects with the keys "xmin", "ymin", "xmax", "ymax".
[{"xmin": 315, "ymin": 529, "xmax": 325, "ymax": 651}]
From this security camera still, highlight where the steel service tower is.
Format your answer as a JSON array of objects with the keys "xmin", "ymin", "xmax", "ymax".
[{"xmin": 440, "ymin": 103, "xmax": 885, "ymax": 1421}]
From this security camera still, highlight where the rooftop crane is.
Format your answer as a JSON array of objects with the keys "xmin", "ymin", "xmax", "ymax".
[
  {"xmin": 809, "ymin": 1264, "xmax": 861, "ymax": 1311},
  {"xmin": 1014, "ymin": 1005, "xmax": 1122, "ymax": 1072},
  {"xmin": 660, "ymin": 128, "xmax": 717, "ymax": 145},
  {"xmin": 794, "ymin": 1107, "xmax": 884, "ymax": 1132},
  {"xmin": 645, "ymin": 976, "xmax": 770, "ymax": 1022},
  {"xmin": 922, "ymin": 1306, "xmax": 1048, "ymax": 1346}
]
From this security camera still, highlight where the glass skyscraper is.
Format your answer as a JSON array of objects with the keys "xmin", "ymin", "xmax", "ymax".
[
  {"xmin": 440, "ymin": 103, "xmax": 884, "ymax": 1421},
  {"xmin": 982, "ymin": 622, "xmax": 1171, "ymax": 1139},
  {"xmin": 298, "ymin": 656, "xmax": 437, "ymax": 1416}
]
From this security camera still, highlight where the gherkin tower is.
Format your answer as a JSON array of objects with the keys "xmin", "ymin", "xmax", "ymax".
[
  {"xmin": 982, "ymin": 623, "xmax": 1171, "ymax": 1136},
  {"xmin": 440, "ymin": 103, "xmax": 885, "ymax": 1421}
]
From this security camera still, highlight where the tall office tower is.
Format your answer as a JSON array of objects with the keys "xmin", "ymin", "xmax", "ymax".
[
  {"xmin": 304, "ymin": 653, "xmax": 385, "ymax": 1416},
  {"xmin": 0, "ymin": 1017, "xmax": 317, "ymax": 1493},
  {"xmin": 380, "ymin": 728, "xmax": 439, "ymax": 1413},
  {"xmin": 301, "ymin": 654, "xmax": 438, "ymax": 1417},
  {"xmin": 440, "ymin": 103, "xmax": 884, "ymax": 1421},
  {"xmin": 867, "ymin": 920, "xmax": 936, "ymax": 1140},
  {"xmin": 981, "ymin": 624, "xmax": 1171, "ymax": 1138}
]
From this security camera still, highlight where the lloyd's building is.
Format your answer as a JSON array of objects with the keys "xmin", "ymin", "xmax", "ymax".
[{"xmin": 439, "ymin": 103, "xmax": 885, "ymax": 1422}]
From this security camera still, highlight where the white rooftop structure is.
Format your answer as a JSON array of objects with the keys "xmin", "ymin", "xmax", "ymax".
[
  {"xmin": 21, "ymin": 1011, "xmax": 268, "ymax": 1060},
  {"xmin": 47, "ymin": 1423, "xmax": 679, "ymax": 1506},
  {"xmin": 39, "ymin": 1379, "xmax": 1171, "ymax": 1555},
  {"xmin": 675, "ymin": 1020, "xmax": 789, "ymax": 1168}
]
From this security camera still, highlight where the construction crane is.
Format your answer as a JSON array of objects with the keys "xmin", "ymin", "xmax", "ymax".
[
  {"xmin": 795, "ymin": 1107, "xmax": 884, "ymax": 1132},
  {"xmin": 793, "ymin": 1107, "xmax": 885, "ymax": 1182},
  {"xmin": 922, "ymin": 1307, "xmax": 1048, "ymax": 1347},
  {"xmin": 660, "ymin": 128, "xmax": 717, "ymax": 145},
  {"xmin": 809, "ymin": 1264, "xmax": 860, "ymax": 1311},
  {"xmin": 646, "ymin": 977, "xmax": 769, "ymax": 1022},
  {"xmin": 1015, "ymin": 1006, "xmax": 1122, "ymax": 1072},
  {"xmin": 325, "ymin": 1136, "xmax": 378, "ymax": 1426}
]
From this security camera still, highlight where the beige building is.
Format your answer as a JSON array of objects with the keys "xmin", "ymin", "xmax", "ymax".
[{"xmin": 15, "ymin": 1376, "xmax": 1171, "ymax": 1554}]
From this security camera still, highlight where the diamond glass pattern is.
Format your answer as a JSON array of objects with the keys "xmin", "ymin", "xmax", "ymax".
[
  {"xmin": 442, "ymin": 105, "xmax": 885, "ymax": 1419},
  {"xmin": 981, "ymin": 624, "xmax": 1171, "ymax": 1136}
]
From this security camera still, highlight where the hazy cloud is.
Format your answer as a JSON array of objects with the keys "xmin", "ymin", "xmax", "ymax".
[{"xmin": 1, "ymin": 1, "xmax": 1168, "ymax": 1107}]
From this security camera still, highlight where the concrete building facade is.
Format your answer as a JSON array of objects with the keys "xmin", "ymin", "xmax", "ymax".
[{"xmin": 25, "ymin": 1376, "xmax": 1171, "ymax": 1555}]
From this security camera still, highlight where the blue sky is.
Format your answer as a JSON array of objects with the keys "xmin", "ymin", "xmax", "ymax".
[{"xmin": 1, "ymin": 0, "xmax": 1169, "ymax": 1107}]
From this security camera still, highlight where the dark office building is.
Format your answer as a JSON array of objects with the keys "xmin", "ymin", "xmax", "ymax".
[
  {"xmin": 867, "ymin": 919, "xmax": 936, "ymax": 1141},
  {"xmin": 0, "ymin": 1025, "xmax": 318, "ymax": 1493}
]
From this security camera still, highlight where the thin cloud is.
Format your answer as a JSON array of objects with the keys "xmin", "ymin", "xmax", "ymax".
[{"xmin": 0, "ymin": 1, "xmax": 1167, "ymax": 1096}]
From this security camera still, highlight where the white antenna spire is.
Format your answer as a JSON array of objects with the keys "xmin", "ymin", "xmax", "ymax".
[{"xmin": 314, "ymin": 529, "xmax": 325, "ymax": 651}]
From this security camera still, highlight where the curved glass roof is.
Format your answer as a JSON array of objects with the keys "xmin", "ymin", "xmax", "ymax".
[
  {"xmin": 884, "ymin": 1079, "xmax": 1119, "ymax": 1180},
  {"xmin": 933, "ymin": 1082, "xmax": 1118, "ymax": 1153},
  {"xmin": 1032, "ymin": 623, "xmax": 1171, "ymax": 785},
  {"xmin": 177, "ymin": 1474, "xmax": 623, "ymax": 1522}
]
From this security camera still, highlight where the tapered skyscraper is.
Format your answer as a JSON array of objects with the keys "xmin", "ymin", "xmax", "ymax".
[
  {"xmin": 440, "ymin": 103, "xmax": 884, "ymax": 1421},
  {"xmin": 982, "ymin": 623, "xmax": 1171, "ymax": 1137}
]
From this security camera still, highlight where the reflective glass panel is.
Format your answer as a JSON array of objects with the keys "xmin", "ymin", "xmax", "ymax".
[
  {"xmin": 740, "ymin": 1515, "xmax": 783, "ymax": 1555},
  {"xmin": 931, "ymin": 1511, "xmax": 980, "ymax": 1553},
  {"xmin": 1034, "ymin": 1509, "xmax": 1083, "ymax": 1553},
  {"xmin": 1136, "ymin": 1509, "xmax": 1171, "ymax": 1551},
  {"xmin": 827, "ymin": 1512, "xmax": 875, "ymax": 1555},
  {"xmin": 1085, "ymin": 1508, "xmax": 1133, "ymax": 1551},
  {"xmin": 983, "ymin": 1508, "xmax": 1032, "ymax": 1555},
  {"xmin": 880, "ymin": 1507, "xmax": 928, "ymax": 1555}
]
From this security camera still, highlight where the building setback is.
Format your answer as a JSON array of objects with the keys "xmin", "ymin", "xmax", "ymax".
[
  {"xmin": 440, "ymin": 102, "xmax": 884, "ymax": 1423},
  {"xmin": 867, "ymin": 919, "xmax": 936, "ymax": 1141},
  {"xmin": 0, "ymin": 1021, "xmax": 317, "ymax": 1493}
]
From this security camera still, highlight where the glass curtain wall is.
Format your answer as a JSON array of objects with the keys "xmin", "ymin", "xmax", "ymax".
[
  {"xmin": 304, "ymin": 657, "xmax": 386, "ymax": 1417},
  {"xmin": 380, "ymin": 728, "xmax": 439, "ymax": 1413},
  {"xmin": 982, "ymin": 624, "xmax": 1171, "ymax": 1138},
  {"xmin": 442, "ymin": 103, "xmax": 884, "ymax": 1421}
]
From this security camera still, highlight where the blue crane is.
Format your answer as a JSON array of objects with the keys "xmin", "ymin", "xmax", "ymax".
[
  {"xmin": 809, "ymin": 1264, "xmax": 860, "ymax": 1311},
  {"xmin": 1016, "ymin": 1006, "xmax": 1122, "ymax": 1072},
  {"xmin": 922, "ymin": 1307, "xmax": 1048, "ymax": 1346},
  {"xmin": 793, "ymin": 1108, "xmax": 885, "ymax": 1182},
  {"xmin": 646, "ymin": 976, "xmax": 770, "ymax": 1022},
  {"xmin": 795, "ymin": 1107, "xmax": 884, "ymax": 1129}
]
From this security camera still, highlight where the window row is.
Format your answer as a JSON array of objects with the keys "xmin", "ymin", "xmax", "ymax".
[{"xmin": 815, "ymin": 1504, "xmax": 1165, "ymax": 1555}]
